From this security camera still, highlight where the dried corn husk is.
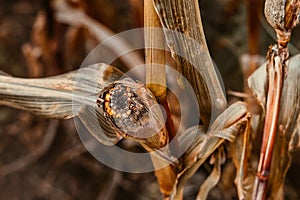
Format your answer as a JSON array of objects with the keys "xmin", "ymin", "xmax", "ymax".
[
  {"xmin": 171, "ymin": 101, "xmax": 250, "ymax": 199},
  {"xmin": 0, "ymin": 64, "xmax": 123, "ymax": 145}
]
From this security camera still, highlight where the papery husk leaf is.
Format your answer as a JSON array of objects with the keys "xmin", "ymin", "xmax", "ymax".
[
  {"xmin": 153, "ymin": 0, "xmax": 227, "ymax": 126},
  {"xmin": 0, "ymin": 64, "xmax": 124, "ymax": 145},
  {"xmin": 289, "ymin": 118, "xmax": 300, "ymax": 150},
  {"xmin": 248, "ymin": 54, "xmax": 300, "ymax": 198},
  {"xmin": 231, "ymin": 116, "xmax": 254, "ymax": 200},
  {"xmin": 0, "ymin": 70, "xmax": 12, "ymax": 76},
  {"xmin": 196, "ymin": 149, "xmax": 222, "ymax": 200},
  {"xmin": 171, "ymin": 101, "xmax": 249, "ymax": 199}
]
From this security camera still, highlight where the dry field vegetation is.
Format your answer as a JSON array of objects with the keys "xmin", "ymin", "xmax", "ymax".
[{"xmin": 0, "ymin": 0, "xmax": 300, "ymax": 199}]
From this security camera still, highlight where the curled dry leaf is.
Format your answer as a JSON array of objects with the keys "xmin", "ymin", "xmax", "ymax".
[
  {"xmin": 231, "ymin": 113, "xmax": 254, "ymax": 200},
  {"xmin": 171, "ymin": 101, "xmax": 250, "ymax": 199},
  {"xmin": 248, "ymin": 54, "xmax": 300, "ymax": 198},
  {"xmin": 196, "ymin": 148, "xmax": 223, "ymax": 200},
  {"xmin": 0, "ymin": 64, "xmax": 123, "ymax": 145}
]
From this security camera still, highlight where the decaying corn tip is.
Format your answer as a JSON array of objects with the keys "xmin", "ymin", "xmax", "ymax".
[
  {"xmin": 265, "ymin": 0, "xmax": 300, "ymax": 31},
  {"xmin": 265, "ymin": 0, "xmax": 286, "ymax": 30},
  {"xmin": 96, "ymin": 78, "xmax": 168, "ymax": 149}
]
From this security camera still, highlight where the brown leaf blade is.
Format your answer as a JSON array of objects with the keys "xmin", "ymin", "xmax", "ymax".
[
  {"xmin": 153, "ymin": 0, "xmax": 227, "ymax": 126},
  {"xmin": 0, "ymin": 64, "xmax": 124, "ymax": 145},
  {"xmin": 171, "ymin": 101, "xmax": 249, "ymax": 199},
  {"xmin": 196, "ymin": 149, "xmax": 223, "ymax": 200}
]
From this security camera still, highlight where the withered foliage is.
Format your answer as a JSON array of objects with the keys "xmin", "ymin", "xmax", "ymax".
[{"xmin": 0, "ymin": 0, "xmax": 300, "ymax": 200}]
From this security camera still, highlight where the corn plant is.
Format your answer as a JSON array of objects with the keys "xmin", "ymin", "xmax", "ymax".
[{"xmin": 0, "ymin": 0, "xmax": 299, "ymax": 199}]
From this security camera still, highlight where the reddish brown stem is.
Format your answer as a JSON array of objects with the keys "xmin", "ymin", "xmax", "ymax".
[
  {"xmin": 253, "ymin": 47, "xmax": 285, "ymax": 200},
  {"xmin": 158, "ymin": 97, "xmax": 179, "ymax": 156},
  {"xmin": 253, "ymin": 1, "xmax": 300, "ymax": 198}
]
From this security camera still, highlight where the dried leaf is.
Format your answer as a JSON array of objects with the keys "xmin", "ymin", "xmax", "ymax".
[
  {"xmin": 196, "ymin": 149, "xmax": 222, "ymax": 200},
  {"xmin": 0, "ymin": 70, "xmax": 11, "ymax": 76},
  {"xmin": 231, "ymin": 115, "xmax": 254, "ymax": 200},
  {"xmin": 153, "ymin": 0, "xmax": 227, "ymax": 125},
  {"xmin": 248, "ymin": 54, "xmax": 300, "ymax": 198},
  {"xmin": 0, "ymin": 64, "xmax": 124, "ymax": 145},
  {"xmin": 171, "ymin": 101, "xmax": 249, "ymax": 199},
  {"xmin": 289, "ymin": 117, "xmax": 300, "ymax": 150}
]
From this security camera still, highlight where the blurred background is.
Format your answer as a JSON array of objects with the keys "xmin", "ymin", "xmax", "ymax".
[{"xmin": 0, "ymin": 0, "xmax": 300, "ymax": 199}]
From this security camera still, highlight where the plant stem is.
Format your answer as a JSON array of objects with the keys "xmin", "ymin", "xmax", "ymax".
[
  {"xmin": 144, "ymin": 0, "xmax": 166, "ymax": 99},
  {"xmin": 253, "ymin": 1, "xmax": 300, "ymax": 198},
  {"xmin": 144, "ymin": 0, "xmax": 176, "ymax": 141},
  {"xmin": 253, "ymin": 46, "xmax": 285, "ymax": 200},
  {"xmin": 144, "ymin": 0, "xmax": 177, "ymax": 197}
]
